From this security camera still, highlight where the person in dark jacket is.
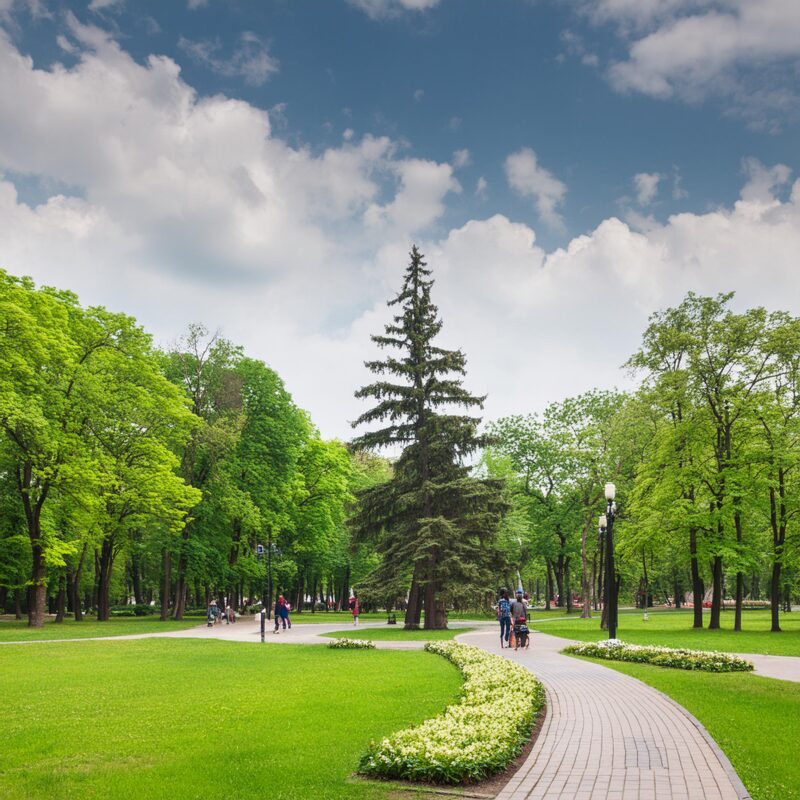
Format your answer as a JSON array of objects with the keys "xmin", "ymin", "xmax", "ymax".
[{"xmin": 496, "ymin": 589, "xmax": 511, "ymax": 648}]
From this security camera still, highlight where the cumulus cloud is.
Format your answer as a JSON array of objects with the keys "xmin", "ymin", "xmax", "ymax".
[
  {"xmin": 178, "ymin": 31, "xmax": 279, "ymax": 86},
  {"xmin": 2, "ymin": 21, "xmax": 800, "ymax": 440},
  {"xmin": 633, "ymin": 172, "xmax": 661, "ymax": 205},
  {"xmin": 504, "ymin": 148, "xmax": 567, "ymax": 232},
  {"xmin": 347, "ymin": 0, "xmax": 441, "ymax": 20},
  {"xmin": 580, "ymin": 0, "xmax": 800, "ymax": 127}
]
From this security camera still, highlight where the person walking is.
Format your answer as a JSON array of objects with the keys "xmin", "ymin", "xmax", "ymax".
[
  {"xmin": 496, "ymin": 588, "xmax": 511, "ymax": 648},
  {"xmin": 274, "ymin": 595, "xmax": 288, "ymax": 633},
  {"xmin": 349, "ymin": 595, "xmax": 360, "ymax": 626},
  {"xmin": 511, "ymin": 588, "xmax": 526, "ymax": 622}
]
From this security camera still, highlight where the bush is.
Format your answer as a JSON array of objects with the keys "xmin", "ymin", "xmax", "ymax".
[
  {"xmin": 359, "ymin": 642, "xmax": 545, "ymax": 784},
  {"xmin": 109, "ymin": 604, "xmax": 155, "ymax": 617},
  {"xmin": 564, "ymin": 639, "xmax": 754, "ymax": 672},
  {"xmin": 327, "ymin": 638, "xmax": 375, "ymax": 650}
]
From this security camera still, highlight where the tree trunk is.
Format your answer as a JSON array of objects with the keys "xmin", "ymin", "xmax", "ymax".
[
  {"xmin": 734, "ymin": 510, "xmax": 743, "ymax": 631},
  {"xmin": 97, "ymin": 536, "xmax": 115, "ymax": 622},
  {"xmin": 708, "ymin": 555, "xmax": 723, "ymax": 629},
  {"xmin": 580, "ymin": 514, "xmax": 591, "ymax": 619},
  {"xmin": 565, "ymin": 559, "xmax": 573, "ymax": 614},
  {"xmin": 689, "ymin": 528, "xmax": 704, "ymax": 629},
  {"xmin": 55, "ymin": 573, "xmax": 67, "ymax": 623},
  {"xmin": 14, "ymin": 588, "xmax": 23, "ymax": 620},
  {"xmin": 131, "ymin": 553, "xmax": 144, "ymax": 606},
  {"xmin": 768, "ymin": 473, "xmax": 787, "ymax": 632},
  {"xmin": 423, "ymin": 579, "xmax": 446, "ymax": 629},
  {"xmin": 404, "ymin": 572, "xmax": 422, "ymax": 629},
  {"xmin": 28, "ymin": 538, "xmax": 47, "ymax": 628},
  {"xmin": 160, "ymin": 547, "xmax": 172, "ymax": 621},
  {"xmin": 553, "ymin": 558, "xmax": 564, "ymax": 608}
]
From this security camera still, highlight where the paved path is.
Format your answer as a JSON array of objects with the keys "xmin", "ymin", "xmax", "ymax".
[
  {"xmin": 456, "ymin": 629, "xmax": 749, "ymax": 800},
  {"xmin": 739, "ymin": 652, "xmax": 800, "ymax": 682}
]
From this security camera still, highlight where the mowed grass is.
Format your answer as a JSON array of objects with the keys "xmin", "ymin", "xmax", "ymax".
[
  {"xmin": 275, "ymin": 612, "xmax": 388, "ymax": 625},
  {"xmin": 323, "ymin": 627, "xmax": 474, "ymax": 641},
  {"xmin": 581, "ymin": 659, "xmax": 800, "ymax": 800},
  {"xmin": 0, "ymin": 616, "xmax": 202, "ymax": 642},
  {"xmin": 531, "ymin": 609, "xmax": 800, "ymax": 655},
  {"xmin": 0, "ymin": 639, "xmax": 462, "ymax": 800}
]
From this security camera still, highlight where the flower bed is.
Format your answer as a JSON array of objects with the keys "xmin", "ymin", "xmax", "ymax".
[
  {"xmin": 358, "ymin": 642, "xmax": 545, "ymax": 784},
  {"xmin": 564, "ymin": 639, "xmax": 753, "ymax": 672},
  {"xmin": 328, "ymin": 637, "xmax": 375, "ymax": 649}
]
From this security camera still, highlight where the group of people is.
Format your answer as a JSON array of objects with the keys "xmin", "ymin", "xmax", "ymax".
[
  {"xmin": 274, "ymin": 595, "xmax": 292, "ymax": 632},
  {"xmin": 496, "ymin": 587, "xmax": 530, "ymax": 650},
  {"xmin": 206, "ymin": 602, "xmax": 236, "ymax": 626}
]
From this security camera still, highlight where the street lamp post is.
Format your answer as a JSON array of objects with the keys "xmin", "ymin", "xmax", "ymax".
[{"xmin": 601, "ymin": 482, "xmax": 618, "ymax": 639}]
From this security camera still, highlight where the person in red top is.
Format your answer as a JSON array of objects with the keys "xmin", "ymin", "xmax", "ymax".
[{"xmin": 348, "ymin": 595, "xmax": 360, "ymax": 626}]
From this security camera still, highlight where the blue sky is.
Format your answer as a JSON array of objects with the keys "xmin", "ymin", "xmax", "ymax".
[{"xmin": 1, "ymin": 0, "xmax": 799, "ymax": 436}]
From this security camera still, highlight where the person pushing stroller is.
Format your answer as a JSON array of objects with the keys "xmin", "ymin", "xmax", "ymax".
[{"xmin": 513, "ymin": 615, "xmax": 530, "ymax": 650}]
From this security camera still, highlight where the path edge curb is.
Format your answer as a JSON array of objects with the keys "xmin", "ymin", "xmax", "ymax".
[{"xmin": 632, "ymin": 677, "xmax": 752, "ymax": 800}]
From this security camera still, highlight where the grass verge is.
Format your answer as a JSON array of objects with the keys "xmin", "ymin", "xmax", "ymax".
[
  {"xmin": 575, "ymin": 657, "xmax": 800, "ymax": 800},
  {"xmin": 0, "ymin": 639, "xmax": 462, "ymax": 800},
  {"xmin": 531, "ymin": 609, "xmax": 800, "ymax": 656},
  {"xmin": 0, "ymin": 616, "xmax": 201, "ymax": 642},
  {"xmin": 323, "ymin": 627, "xmax": 473, "ymax": 641}
]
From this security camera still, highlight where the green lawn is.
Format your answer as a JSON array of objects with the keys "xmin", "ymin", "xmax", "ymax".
[
  {"xmin": 532, "ymin": 609, "xmax": 800, "ymax": 655},
  {"xmin": 580, "ymin": 658, "xmax": 800, "ymax": 800},
  {"xmin": 0, "ymin": 616, "xmax": 201, "ymax": 642},
  {"xmin": 275, "ymin": 612, "xmax": 389, "ymax": 625},
  {"xmin": 0, "ymin": 639, "xmax": 462, "ymax": 800},
  {"xmin": 323, "ymin": 626, "xmax": 474, "ymax": 641}
]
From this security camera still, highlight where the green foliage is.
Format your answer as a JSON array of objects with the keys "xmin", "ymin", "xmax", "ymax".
[
  {"xmin": 352, "ymin": 247, "xmax": 507, "ymax": 626},
  {"xmin": 359, "ymin": 642, "xmax": 544, "ymax": 784},
  {"xmin": 565, "ymin": 640, "xmax": 754, "ymax": 672}
]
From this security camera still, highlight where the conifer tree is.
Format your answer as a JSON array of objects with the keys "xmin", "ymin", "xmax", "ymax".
[{"xmin": 352, "ymin": 246, "xmax": 507, "ymax": 629}]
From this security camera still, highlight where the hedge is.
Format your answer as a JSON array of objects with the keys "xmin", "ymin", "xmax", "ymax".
[
  {"xmin": 358, "ymin": 642, "xmax": 545, "ymax": 784},
  {"xmin": 564, "ymin": 639, "xmax": 754, "ymax": 672}
]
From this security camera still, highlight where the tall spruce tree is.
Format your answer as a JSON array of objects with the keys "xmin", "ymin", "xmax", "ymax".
[{"xmin": 352, "ymin": 246, "xmax": 507, "ymax": 629}]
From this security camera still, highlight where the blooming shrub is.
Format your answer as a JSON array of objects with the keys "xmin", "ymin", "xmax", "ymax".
[
  {"xmin": 328, "ymin": 637, "xmax": 376, "ymax": 649},
  {"xmin": 359, "ymin": 642, "xmax": 545, "ymax": 784},
  {"xmin": 564, "ymin": 639, "xmax": 753, "ymax": 672}
]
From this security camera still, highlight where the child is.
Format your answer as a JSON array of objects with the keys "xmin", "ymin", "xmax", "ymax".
[{"xmin": 514, "ymin": 616, "xmax": 530, "ymax": 650}]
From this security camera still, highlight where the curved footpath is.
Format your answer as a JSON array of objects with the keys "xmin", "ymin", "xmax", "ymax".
[
  {"xmin": 458, "ymin": 628, "xmax": 749, "ymax": 800},
  {"xmin": 6, "ymin": 617, "xmax": 799, "ymax": 798}
]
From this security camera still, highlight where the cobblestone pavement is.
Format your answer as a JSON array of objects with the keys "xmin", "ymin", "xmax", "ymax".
[{"xmin": 457, "ymin": 629, "xmax": 750, "ymax": 800}]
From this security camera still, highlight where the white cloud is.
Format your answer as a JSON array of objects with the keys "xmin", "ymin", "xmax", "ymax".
[
  {"xmin": 585, "ymin": 0, "xmax": 800, "ymax": 125},
  {"xmin": 475, "ymin": 176, "xmax": 487, "ymax": 199},
  {"xmin": 504, "ymin": 148, "xmax": 567, "ymax": 232},
  {"xmin": 2, "ymin": 24, "xmax": 800, "ymax": 442},
  {"xmin": 413, "ymin": 88, "xmax": 424, "ymax": 102},
  {"xmin": 347, "ymin": 0, "xmax": 441, "ymax": 20},
  {"xmin": 178, "ymin": 31, "xmax": 278, "ymax": 86},
  {"xmin": 88, "ymin": 0, "xmax": 123, "ymax": 11},
  {"xmin": 452, "ymin": 148, "xmax": 470, "ymax": 169},
  {"xmin": 739, "ymin": 157, "xmax": 791, "ymax": 203},
  {"xmin": 633, "ymin": 172, "xmax": 661, "ymax": 206},
  {"xmin": 364, "ymin": 158, "xmax": 460, "ymax": 233}
]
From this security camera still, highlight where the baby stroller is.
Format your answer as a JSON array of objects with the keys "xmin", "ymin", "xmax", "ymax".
[{"xmin": 514, "ymin": 617, "xmax": 530, "ymax": 650}]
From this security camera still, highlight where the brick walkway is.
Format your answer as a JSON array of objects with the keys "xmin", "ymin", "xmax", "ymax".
[{"xmin": 459, "ymin": 629, "xmax": 750, "ymax": 800}]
